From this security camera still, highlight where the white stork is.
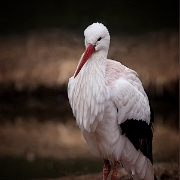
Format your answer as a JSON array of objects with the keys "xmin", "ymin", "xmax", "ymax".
[{"xmin": 68, "ymin": 22, "xmax": 156, "ymax": 180}]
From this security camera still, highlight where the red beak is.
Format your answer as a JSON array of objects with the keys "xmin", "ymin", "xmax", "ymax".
[{"xmin": 74, "ymin": 44, "xmax": 95, "ymax": 78}]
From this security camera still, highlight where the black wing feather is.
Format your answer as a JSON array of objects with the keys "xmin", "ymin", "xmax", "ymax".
[{"xmin": 120, "ymin": 103, "xmax": 154, "ymax": 164}]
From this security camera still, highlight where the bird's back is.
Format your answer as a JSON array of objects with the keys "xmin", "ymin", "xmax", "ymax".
[{"xmin": 106, "ymin": 59, "xmax": 147, "ymax": 98}]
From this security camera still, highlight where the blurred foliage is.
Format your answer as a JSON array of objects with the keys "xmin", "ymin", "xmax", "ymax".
[{"xmin": 0, "ymin": 0, "xmax": 179, "ymax": 34}]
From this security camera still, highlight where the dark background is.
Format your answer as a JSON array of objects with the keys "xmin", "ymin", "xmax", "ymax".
[
  {"xmin": 0, "ymin": 0, "xmax": 179, "ymax": 34},
  {"xmin": 0, "ymin": 1, "xmax": 179, "ymax": 179}
]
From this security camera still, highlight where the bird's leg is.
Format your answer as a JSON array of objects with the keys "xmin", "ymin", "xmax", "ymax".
[
  {"xmin": 102, "ymin": 159, "xmax": 111, "ymax": 180},
  {"xmin": 111, "ymin": 160, "xmax": 118, "ymax": 180}
]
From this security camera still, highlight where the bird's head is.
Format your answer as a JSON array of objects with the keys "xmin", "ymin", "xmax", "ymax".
[
  {"xmin": 74, "ymin": 22, "xmax": 110, "ymax": 78},
  {"xmin": 84, "ymin": 22, "xmax": 110, "ymax": 52}
]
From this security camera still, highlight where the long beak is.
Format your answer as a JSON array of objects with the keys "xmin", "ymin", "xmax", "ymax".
[{"xmin": 74, "ymin": 44, "xmax": 95, "ymax": 78}]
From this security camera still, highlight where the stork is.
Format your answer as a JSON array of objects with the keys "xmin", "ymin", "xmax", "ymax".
[{"xmin": 68, "ymin": 23, "xmax": 156, "ymax": 180}]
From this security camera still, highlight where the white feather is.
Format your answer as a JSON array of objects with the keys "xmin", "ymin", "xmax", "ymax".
[
  {"xmin": 112, "ymin": 78, "xmax": 150, "ymax": 124},
  {"xmin": 139, "ymin": 157, "xmax": 148, "ymax": 179}
]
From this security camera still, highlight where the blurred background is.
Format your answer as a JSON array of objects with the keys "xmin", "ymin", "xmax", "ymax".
[{"xmin": 0, "ymin": 1, "xmax": 179, "ymax": 179}]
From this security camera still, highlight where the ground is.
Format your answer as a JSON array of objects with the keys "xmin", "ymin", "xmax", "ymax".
[{"xmin": 49, "ymin": 163, "xmax": 179, "ymax": 180}]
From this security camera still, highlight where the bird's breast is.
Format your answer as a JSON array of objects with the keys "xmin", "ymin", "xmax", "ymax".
[
  {"xmin": 82, "ymin": 101, "xmax": 121, "ymax": 159},
  {"xmin": 68, "ymin": 69, "xmax": 110, "ymax": 132}
]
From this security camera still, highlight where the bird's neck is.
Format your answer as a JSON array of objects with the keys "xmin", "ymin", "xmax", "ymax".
[
  {"xmin": 76, "ymin": 51, "xmax": 108, "ymax": 101},
  {"xmin": 85, "ymin": 51, "xmax": 107, "ymax": 79},
  {"xmin": 72, "ymin": 51, "xmax": 109, "ymax": 131}
]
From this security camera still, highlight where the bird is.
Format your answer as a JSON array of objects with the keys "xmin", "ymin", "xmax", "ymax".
[{"xmin": 68, "ymin": 22, "xmax": 156, "ymax": 180}]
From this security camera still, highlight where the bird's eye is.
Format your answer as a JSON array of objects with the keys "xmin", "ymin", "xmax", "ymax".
[{"xmin": 97, "ymin": 37, "xmax": 102, "ymax": 41}]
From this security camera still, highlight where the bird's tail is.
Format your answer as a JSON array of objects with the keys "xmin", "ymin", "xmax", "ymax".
[{"xmin": 119, "ymin": 136, "xmax": 154, "ymax": 180}]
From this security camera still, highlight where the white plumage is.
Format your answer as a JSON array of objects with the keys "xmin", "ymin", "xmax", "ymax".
[{"xmin": 68, "ymin": 23, "xmax": 155, "ymax": 180}]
